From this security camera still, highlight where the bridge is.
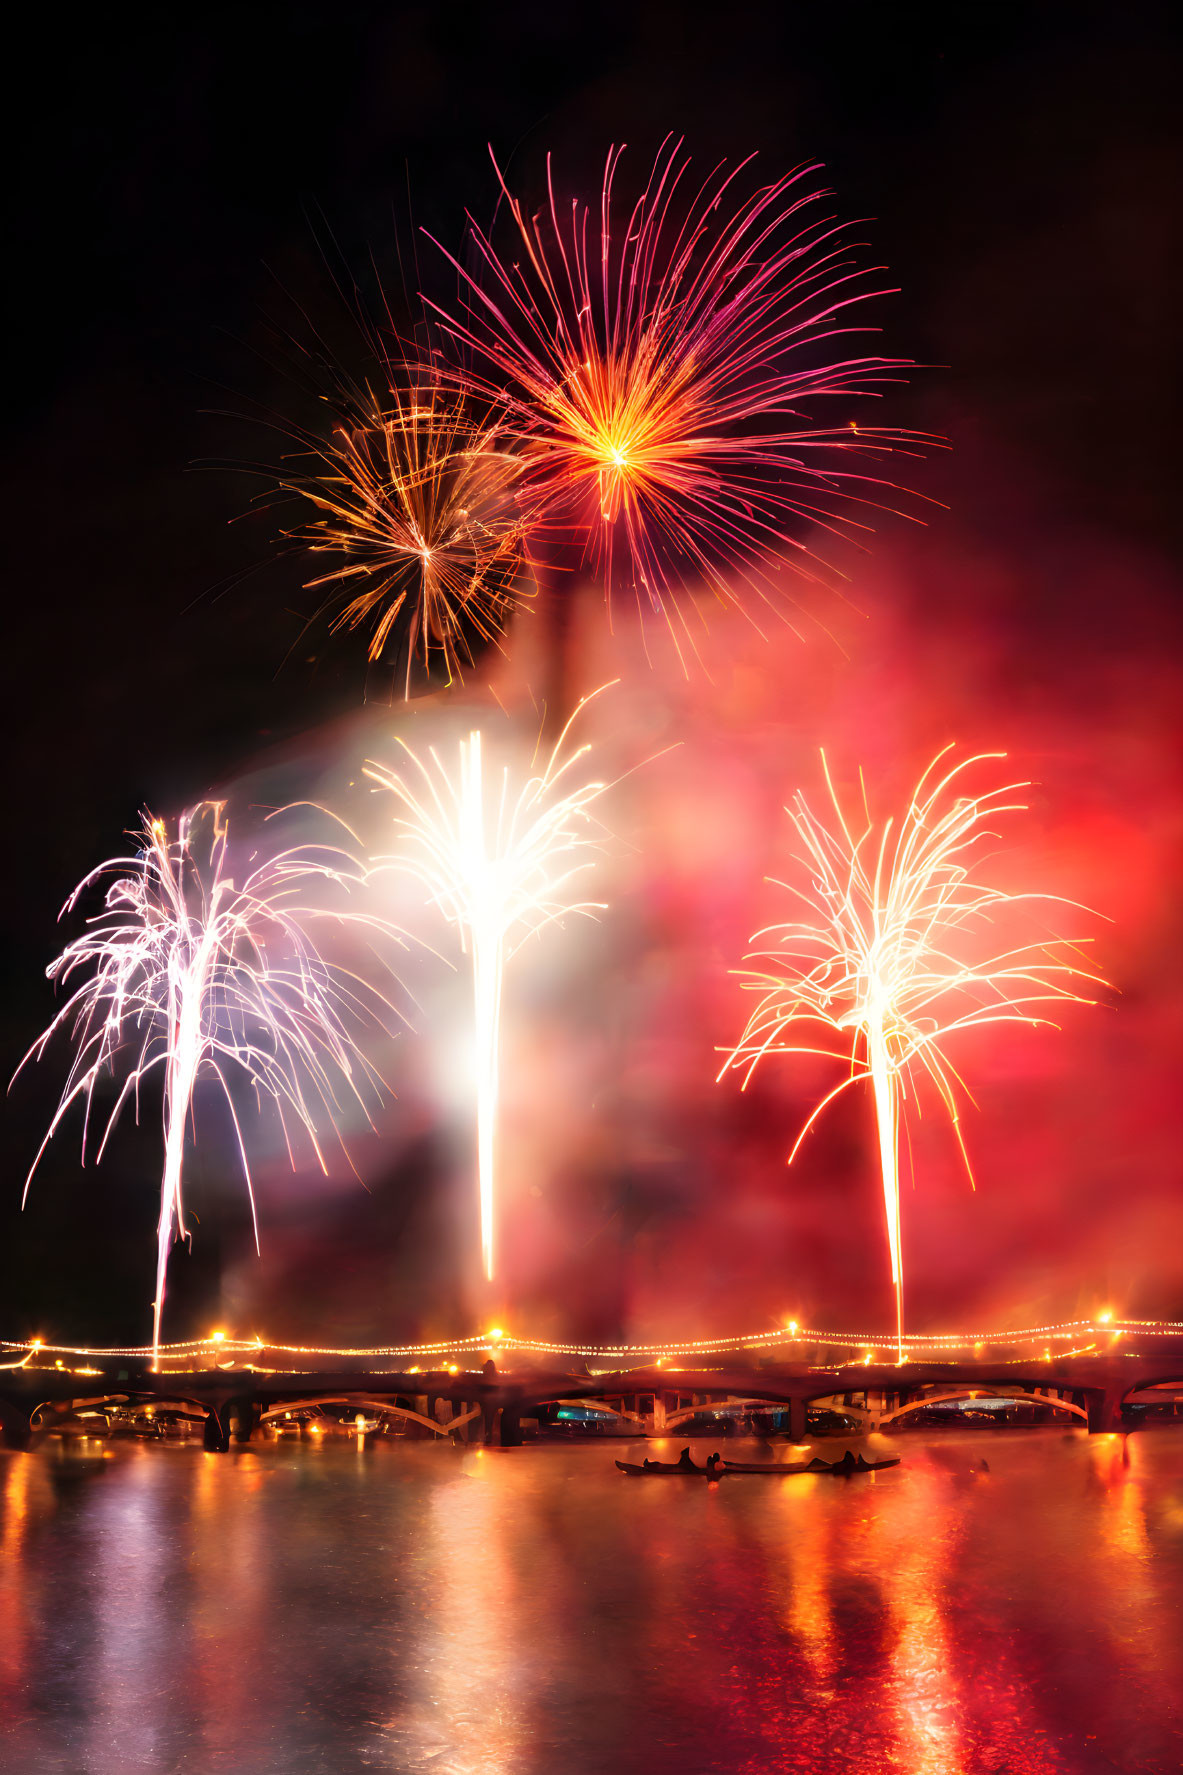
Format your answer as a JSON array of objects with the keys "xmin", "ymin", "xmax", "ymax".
[{"xmin": 2, "ymin": 1338, "xmax": 1180, "ymax": 1450}]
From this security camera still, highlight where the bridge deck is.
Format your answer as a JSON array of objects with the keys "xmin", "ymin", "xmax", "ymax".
[{"xmin": 3, "ymin": 1346, "xmax": 1180, "ymax": 1447}]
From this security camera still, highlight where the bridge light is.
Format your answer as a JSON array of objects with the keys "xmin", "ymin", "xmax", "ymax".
[
  {"xmin": 786, "ymin": 1319, "xmax": 799, "ymax": 1334},
  {"xmin": 447, "ymin": 1364, "xmax": 459, "ymax": 1375},
  {"xmin": 210, "ymin": 1329, "xmax": 226, "ymax": 1344},
  {"xmin": 488, "ymin": 1327, "xmax": 503, "ymax": 1341},
  {"xmin": 1097, "ymin": 1309, "xmax": 1113, "ymax": 1324}
]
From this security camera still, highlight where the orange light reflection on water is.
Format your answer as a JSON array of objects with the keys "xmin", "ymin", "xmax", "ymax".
[
  {"xmin": 0, "ymin": 1430, "xmax": 1180, "ymax": 1773},
  {"xmin": 0, "ymin": 1456, "xmax": 35, "ymax": 1707}
]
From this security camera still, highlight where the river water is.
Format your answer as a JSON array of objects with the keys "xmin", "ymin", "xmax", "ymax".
[{"xmin": 1, "ymin": 1427, "xmax": 1181, "ymax": 1774}]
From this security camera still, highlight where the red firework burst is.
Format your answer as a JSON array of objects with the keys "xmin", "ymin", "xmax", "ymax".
[{"xmin": 425, "ymin": 138, "xmax": 931, "ymax": 660}]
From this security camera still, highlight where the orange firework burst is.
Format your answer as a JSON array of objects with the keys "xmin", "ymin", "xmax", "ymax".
[
  {"xmin": 718, "ymin": 749, "xmax": 1108, "ymax": 1359},
  {"xmin": 426, "ymin": 138, "xmax": 930, "ymax": 660},
  {"xmin": 276, "ymin": 371, "xmax": 527, "ymax": 691}
]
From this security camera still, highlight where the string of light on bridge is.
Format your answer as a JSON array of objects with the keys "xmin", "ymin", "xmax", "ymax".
[{"xmin": 2, "ymin": 1314, "xmax": 1179, "ymax": 1373}]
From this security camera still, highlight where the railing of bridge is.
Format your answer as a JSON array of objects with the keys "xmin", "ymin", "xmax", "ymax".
[{"xmin": 3, "ymin": 1316, "xmax": 1180, "ymax": 1376}]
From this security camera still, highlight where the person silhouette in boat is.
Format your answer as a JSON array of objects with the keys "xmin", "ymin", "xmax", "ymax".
[
  {"xmin": 704, "ymin": 1451, "xmax": 723, "ymax": 1477},
  {"xmin": 638, "ymin": 1449, "xmax": 693, "ymax": 1472}
]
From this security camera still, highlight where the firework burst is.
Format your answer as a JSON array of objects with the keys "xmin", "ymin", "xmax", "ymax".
[
  {"xmin": 366, "ymin": 698, "xmax": 610, "ymax": 1279},
  {"xmin": 718, "ymin": 749, "xmax": 1107, "ymax": 1358},
  {"xmin": 16, "ymin": 803, "xmax": 395, "ymax": 1356},
  {"xmin": 275, "ymin": 370, "xmax": 527, "ymax": 692},
  {"xmin": 426, "ymin": 138, "xmax": 928, "ymax": 663}
]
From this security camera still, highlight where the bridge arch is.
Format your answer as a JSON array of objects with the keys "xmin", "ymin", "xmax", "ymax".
[
  {"xmin": 257, "ymin": 1396, "xmax": 466, "ymax": 1438},
  {"xmin": 876, "ymin": 1386, "xmax": 1088, "ymax": 1427},
  {"xmin": 663, "ymin": 1395, "xmax": 804, "ymax": 1431},
  {"xmin": 539, "ymin": 1397, "xmax": 646, "ymax": 1427},
  {"xmin": 24, "ymin": 1390, "xmax": 213, "ymax": 1444},
  {"xmin": 1122, "ymin": 1372, "xmax": 1183, "ymax": 1400}
]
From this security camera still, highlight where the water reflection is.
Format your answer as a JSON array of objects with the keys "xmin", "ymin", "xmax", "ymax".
[
  {"xmin": 0, "ymin": 1454, "xmax": 35, "ymax": 1712},
  {"xmin": 0, "ymin": 1429, "xmax": 1180, "ymax": 1773}
]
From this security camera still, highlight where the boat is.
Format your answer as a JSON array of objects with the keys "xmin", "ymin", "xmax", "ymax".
[
  {"xmin": 614, "ymin": 1456, "xmax": 720, "ymax": 1476},
  {"xmin": 720, "ymin": 1457, "xmax": 832, "ymax": 1475},
  {"xmin": 616, "ymin": 1449, "xmax": 901, "ymax": 1478},
  {"xmin": 824, "ymin": 1451, "xmax": 900, "ymax": 1474}
]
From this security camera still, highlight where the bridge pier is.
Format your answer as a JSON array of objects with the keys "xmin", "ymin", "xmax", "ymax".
[
  {"xmin": 1085, "ymin": 1386, "xmax": 1128, "ymax": 1435},
  {"xmin": 0, "ymin": 1396, "xmax": 32, "ymax": 1451},
  {"xmin": 786, "ymin": 1396, "xmax": 807, "ymax": 1442},
  {"xmin": 227, "ymin": 1397, "xmax": 261, "ymax": 1444},
  {"xmin": 202, "ymin": 1406, "xmax": 231, "ymax": 1452},
  {"xmin": 497, "ymin": 1407, "xmax": 522, "ymax": 1447}
]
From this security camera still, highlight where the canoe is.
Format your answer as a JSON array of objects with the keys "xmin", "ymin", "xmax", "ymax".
[
  {"xmin": 723, "ymin": 1454, "xmax": 900, "ymax": 1476},
  {"xmin": 614, "ymin": 1459, "xmax": 718, "ymax": 1476},
  {"xmin": 720, "ymin": 1459, "xmax": 824, "ymax": 1475},
  {"xmin": 828, "ymin": 1453, "xmax": 900, "ymax": 1473},
  {"xmin": 615, "ymin": 1453, "xmax": 901, "ymax": 1477}
]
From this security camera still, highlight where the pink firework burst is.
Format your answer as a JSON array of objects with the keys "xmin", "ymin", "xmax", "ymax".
[{"xmin": 425, "ymin": 137, "xmax": 931, "ymax": 661}]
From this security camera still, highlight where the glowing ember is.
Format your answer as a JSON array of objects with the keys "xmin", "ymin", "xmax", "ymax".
[
  {"xmin": 426, "ymin": 139, "xmax": 928, "ymax": 663},
  {"xmin": 366, "ymin": 699, "xmax": 609, "ymax": 1279},
  {"xmin": 16, "ymin": 802, "xmax": 395, "ymax": 1356},
  {"xmin": 719, "ymin": 748, "xmax": 1107, "ymax": 1360}
]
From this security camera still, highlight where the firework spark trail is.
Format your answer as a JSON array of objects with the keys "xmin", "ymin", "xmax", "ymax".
[
  {"xmin": 15, "ymin": 803, "xmax": 399, "ymax": 1357},
  {"xmin": 270, "ymin": 365, "xmax": 527, "ymax": 692},
  {"xmin": 718, "ymin": 749, "xmax": 1108, "ymax": 1360},
  {"xmin": 424, "ymin": 138, "xmax": 932, "ymax": 665},
  {"xmin": 366, "ymin": 697, "xmax": 610, "ymax": 1279}
]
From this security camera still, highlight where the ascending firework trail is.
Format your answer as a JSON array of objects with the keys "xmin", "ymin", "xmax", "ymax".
[
  {"xmin": 718, "ymin": 749, "xmax": 1107, "ymax": 1360},
  {"xmin": 366, "ymin": 696, "xmax": 610, "ymax": 1280},
  {"xmin": 16, "ymin": 803, "xmax": 400, "ymax": 1357}
]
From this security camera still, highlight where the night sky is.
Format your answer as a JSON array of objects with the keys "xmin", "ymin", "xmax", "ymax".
[{"xmin": 3, "ymin": 4, "xmax": 1179, "ymax": 1349}]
